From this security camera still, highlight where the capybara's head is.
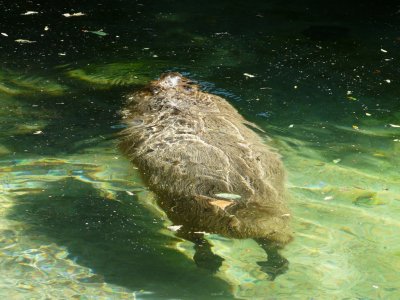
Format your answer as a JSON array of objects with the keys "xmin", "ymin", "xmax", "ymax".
[{"xmin": 149, "ymin": 72, "xmax": 199, "ymax": 93}]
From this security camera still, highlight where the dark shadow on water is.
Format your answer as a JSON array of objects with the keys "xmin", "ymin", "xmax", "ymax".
[
  {"xmin": 3, "ymin": 86, "xmax": 134, "ymax": 157},
  {"xmin": 7, "ymin": 178, "xmax": 232, "ymax": 299}
]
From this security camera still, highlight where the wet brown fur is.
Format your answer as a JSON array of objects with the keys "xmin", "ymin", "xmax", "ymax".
[{"xmin": 119, "ymin": 73, "xmax": 292, "ymax": 245}]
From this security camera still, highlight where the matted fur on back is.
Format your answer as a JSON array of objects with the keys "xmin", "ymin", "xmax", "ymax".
[{"xmin": 119, "ymin": 73, "xmax": 292, "ymax": 244}]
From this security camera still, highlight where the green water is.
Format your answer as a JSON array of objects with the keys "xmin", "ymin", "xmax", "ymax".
[{"xmin": 1, "ymin": 1, "xmax": 399, "ymax": 299}]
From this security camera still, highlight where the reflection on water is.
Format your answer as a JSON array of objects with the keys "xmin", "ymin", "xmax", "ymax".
[{"xmin": 1, "ymin": 0, "xmax": 400, "ymax": 299}]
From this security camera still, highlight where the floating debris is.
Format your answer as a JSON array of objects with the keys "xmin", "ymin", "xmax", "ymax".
[
  {"xmin": 380, "ymin": 49, "xmax": 388, "ymax": 53},
  {"xmin": 44, "ymin": 26, "xmax": 49, "ymax": 31},
  {"xmin": 347, "ymin": 96, "xmax": 357, "ymax": 101},
  {"xmin": 389, "ymin": 124, "xmax": 400, "ymax": 128},
  {"xmin": 243, "ymin": 73, "xmax": 255, "ymax": 78},
  {"xmin": 15, "ymin": 39, "xmax": 36, "ymax": 44},
  {"xmin": 324, "ymin": 196, "xmax": 334, "ymax": 201},
  {"xmin": 353, "ymin": 192, "xmax": 383, "ymax": 207},
  {"xmin": 62, "ymin": 12, "xmax": 86, "ymax": 17},
  {"xmin": 82, "ymin": 29, "xmax": 108, "ymax": 36},
  {"xmin": 210, "ymin": 200, "xmax": 233, "ymax": 210},
  {"xmin": 167, "ymin": 225, "xmax": 183, "ymax": 232},
  {"xmin": 333, "ymin": 158, "xmax": 341, "ymax": 164},
  {"xmin": 365, "ymin": 112, "xmax": 372, "ymax": 116},
  {"xmin": 1, "ymin": 32, "xmax": 8, "ymax": 37},
  {"xmin": 193, "ymin": 231, "xmax": 209, "ymax": 235},
  {"xmin": 214, "ymin": 32, "xmax": 230, "ymax": 36},
  {"xmin": 385, "ymin": 79, "xmax": 391, "ymax": 83},
  {"xmin": 21, "ymin": 11, "xmax": 38, "ymax": 16},
  {"xmin": 33, "ymin": 130, "xmax": 43, "ymax": 135},
  {"xmin": 352, "ymin": 125, "xmax": 359, "ymax": 130},
  {"xmin": 289, "ymin": 124, "xmax": 294, "ymax": 128},
  {"xmin": 126, "ymin": 191, "xmax": 134, "ymax": 196},
  {"xmin": 215, "ymin": 193, "xmax": 241, "ymax": 200}
]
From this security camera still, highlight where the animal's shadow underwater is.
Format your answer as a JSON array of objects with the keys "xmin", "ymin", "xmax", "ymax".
[{"xmin": 119, "ymin": 73, "xmax": 292, "ymax": 279}]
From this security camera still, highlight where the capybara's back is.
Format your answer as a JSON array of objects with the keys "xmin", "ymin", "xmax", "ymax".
[{"xmin": 119, "ymin": 73, "xmax": 292, "ymax": 245}]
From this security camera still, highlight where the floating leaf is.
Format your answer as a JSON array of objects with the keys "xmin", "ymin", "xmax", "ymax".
[
  {"xmin": 15, "ymin": 39, "xmax": 36, "ymax": 44},
  {"xmin": 83, "ymin": 29, "xmax": 108, "ymax": 36},
  {"xmin": 21, "ymin": 11, "xmax": 38, "ymax": 16},
  {"xmin": 63, "ymin": 12, "xmax": 85, "ymax": 17},
  {"xmin": 167, "ymin": 225, "xmax": 183, "ymax": 232},
  {"xmin": 353, "ymin": 192, "xmax": 384, "ymax": 207},
  {"xmin": 243, "ymin": 73, "xmax": 255, "ymax": 78},
  {"xmin": 215, "ymin": 193, "xmax": 241, "ymax": 200}
]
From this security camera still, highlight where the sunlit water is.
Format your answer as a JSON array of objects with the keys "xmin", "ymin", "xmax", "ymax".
[{"xmin": 1, "ymin": 1, "xmax": 399, "ymax": 299}]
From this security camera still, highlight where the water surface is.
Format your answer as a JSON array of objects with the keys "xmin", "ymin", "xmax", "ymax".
[{"xmin": 1, "ymin": 1, "xmax": 399, "ymax": 299}]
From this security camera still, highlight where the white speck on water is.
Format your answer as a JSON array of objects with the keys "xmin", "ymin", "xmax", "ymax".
[
  {"xmin": 21, "ymin": 11, "xmax": 39, "ymax": 15},
  {"xmin": 63, "ymin": 12, "xmax": 86, "ymax": 17},
  {"xmin": 15, "ymin": 39, "xmax": 36, "ymax": 44},
  {"xmin": 243, "ymin": 73, "xmax": 255, "ymax": 78}
]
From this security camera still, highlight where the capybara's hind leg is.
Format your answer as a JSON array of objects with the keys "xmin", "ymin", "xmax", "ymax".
[
  {"xmin": 177, "ymin": 229, "xmax": 224, "ymax": 273},
  {"xmin": 255, "ymin": 238, "xmax": 289, "ymax": 280}
]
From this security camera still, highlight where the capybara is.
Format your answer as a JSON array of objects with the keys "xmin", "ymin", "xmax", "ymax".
[{"xmin": 119, "ymin": 73, "xmax": 292, "ymax": 278}]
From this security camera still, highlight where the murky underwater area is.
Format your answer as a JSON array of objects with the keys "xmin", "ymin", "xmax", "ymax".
[{"xmin": 1, "ymin": 1, "xmax": 400, "ymax": 299}]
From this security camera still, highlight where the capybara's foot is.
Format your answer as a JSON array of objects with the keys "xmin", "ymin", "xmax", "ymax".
[
  {"xmin": 176, "ymin": 229, "xmax": 224, "ymax": 273},
  {"xmin": 255, "ymin": 238, "xmax": 289, "ymax": 280},
  {"xmin": 257, "ymin": 255, "xmax": 289, "ymax": 280}
]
